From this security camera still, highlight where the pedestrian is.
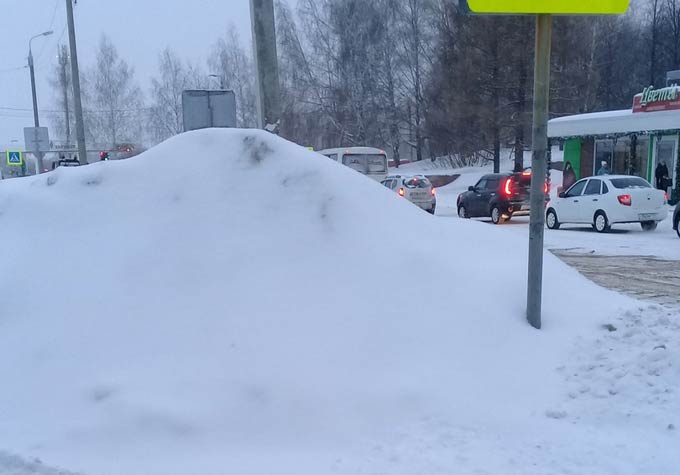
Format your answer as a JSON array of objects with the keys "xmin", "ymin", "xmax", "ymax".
[
  {"xmin": 655, "ymin": 160, "xmax": 669, "ymax": 190},
  {"xmin": 563, "ymin": 161, "xmax": 577, "ymax": 190},
  {"xmin": 597, "ymin": 160, "xmax": 610, "ymax": 176}
]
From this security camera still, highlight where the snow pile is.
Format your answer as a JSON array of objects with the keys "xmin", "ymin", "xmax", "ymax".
[{"xmin": 0, "ymin": 129, "xmax": 676, "ymax": 475}]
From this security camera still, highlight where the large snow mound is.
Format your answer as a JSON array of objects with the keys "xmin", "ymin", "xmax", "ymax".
[{"xmin": 0, "ymin": 129, "xmax": 672, "ymax": 475}]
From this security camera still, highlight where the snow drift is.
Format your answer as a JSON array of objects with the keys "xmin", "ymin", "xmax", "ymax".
[{"xmin": 0, "ymin": 129, "xmax": 675, "ymax": 475}]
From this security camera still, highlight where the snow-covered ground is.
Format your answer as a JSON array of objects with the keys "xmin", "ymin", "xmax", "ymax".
[{"xmin": 0, "ymin": 130, "xmax": 678, "ymax": 475}]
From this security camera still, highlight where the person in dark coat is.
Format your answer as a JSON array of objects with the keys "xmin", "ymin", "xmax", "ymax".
[
  {"xmin": 563, "ymin": 161, "xmax": 577, "ymax": 190},
  {"xmin": 656, "ymin": 161, "xmax": 670, "ymax": 190}
]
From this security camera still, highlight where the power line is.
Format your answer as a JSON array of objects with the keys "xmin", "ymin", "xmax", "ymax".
[
  {"xmin": 48, "ymin": 0, "xmax": 60, "ymax": 30},
  {"xmin": 36, "ymin": 21, "xmax": 67, "ymax": 66},
  {"xmin": 0, "ymin": 65, "xmax": 28, "ymax": 74},
  {"xmin": 35, "ymin": 0, "xmax": 62, "ymax": 61},
  {"xmin": 0, "ymin": 106, "xmax": 155, "ymax": 114}
]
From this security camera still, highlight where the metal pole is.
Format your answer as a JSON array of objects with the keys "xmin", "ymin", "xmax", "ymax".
[
  {"xmin": 28, "ymin": 42, "xmax": 45, "ymax": 174},
  {"xmin": 66, "ymin": 0, "xmax": 88, "ymax": 165},
  {"xmin": 59, "ymin": 45, "xmax": 71, "ymax": 146},
  {"xmin": 28, "ymin": 49, "xmax": 40, "ymax": 128},
  {"xmin": 250, "ymin": 0, "xmax": 281, "ymax": 132},
  {"xmin": 526, "ymin": 14, "xmax": 552, "ymax": 330}
]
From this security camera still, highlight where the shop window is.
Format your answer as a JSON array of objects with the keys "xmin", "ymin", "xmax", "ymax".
[
  {"xmin": 594, "ymin": 140, "xmax": 613, "ymax": 174},
  {"xmin": 635, "ymin": 136, "xmax": 650, "ymax": 180},
  {"xmin": 613, "ymin": 139, "xmax": 631, "ymax": 175}
]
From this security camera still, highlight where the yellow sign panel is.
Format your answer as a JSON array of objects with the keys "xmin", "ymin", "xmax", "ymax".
[{"xmin": 467, "ymin": 0, "xmax": 629, "ymax": 14}]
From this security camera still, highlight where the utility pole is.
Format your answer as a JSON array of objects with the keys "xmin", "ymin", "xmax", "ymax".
[
  {"xmin": 249, "ymin": 0, "xmax": 281, "ymax": 133},
  {"xmin": 66, "ymin": 0, "xmax": 88, "ymax": 164},
  {"xmin": 59, "ymin": 45, "xmax": 71, "ymax": 146},
  {"xmin": 526, "ymin": 14, "xmax": 552, "ymax": 330}
]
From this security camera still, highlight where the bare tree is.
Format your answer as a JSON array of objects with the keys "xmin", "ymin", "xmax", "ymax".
[
  {"xmin": 666, "ymin": 0, "xmax": 680, "ymax": 69},
  {"xmin": 650, "ymin": 0, "xmax": 663, "ymax": 85},
  {"xmin": 401, "ymin": 0, "xmax": 427, "ymax": 161},
  {"xmin": 48, "ymin": 44, "xmax": 74, "ymax": 147},
  {"xmin": 85, "ymin": 35, "xmax": 144, "ymax": 148},
  {"xmin": 208, "ymin": 25, "xmax": 258, "ymax": 128},
  {"xmin": 149, "ymin": 48, "xmax": 196, "ymax": 142}
]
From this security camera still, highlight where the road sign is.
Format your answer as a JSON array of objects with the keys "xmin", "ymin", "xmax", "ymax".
[
  {"xmin": 6, "ymin": 150, "xmax": 24, "ymax": 166},
  {"xmin": 182, "ymin": 90, "xmax": 237, "ymax": 132},
  {"xmin": 24, "ymin": 126, "xmax": 50, "ymax": 153},
  {"xmin": 466, "ymin": 0, "xmax": 629, "ymax": 14}
]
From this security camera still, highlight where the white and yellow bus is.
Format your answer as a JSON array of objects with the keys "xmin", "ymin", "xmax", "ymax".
[{"xmin": 318, "ymin": 147, "xmax": 389, "ymax": 182}]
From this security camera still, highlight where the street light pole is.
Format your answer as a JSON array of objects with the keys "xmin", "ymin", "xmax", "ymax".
[{"xmin": 28, "ymin": 30, "xmax": 53, "ymax": 174}]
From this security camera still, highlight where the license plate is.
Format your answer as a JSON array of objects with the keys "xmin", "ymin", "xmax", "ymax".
[
  {"xmin": 411, "ymin": 193, "xmax": 427, "ymax": 199},
  {"xmin": 639, "ymin": 213, "xmax": 655, "ymax": 220},
  {"xmin": 521, "ymin": 205, "xmax": 530, "ymax": 211}
]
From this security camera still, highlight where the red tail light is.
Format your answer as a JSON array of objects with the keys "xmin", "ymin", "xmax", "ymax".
[
  {"xmin": 664, "ymin": 192, "xmax": 669, "ymax": 203},
  {"xmin": 503, "ymin": 178, "xmax": 512, "ymax": 197},
  {"xmin": 617, "ymin": 194, "xmax": 632, "ymax": 206},
  {"xmin": 544, "ymin": 182, "xmax": 549, "ymax": 194},
  {"xmin": 431, "ymin": 187, "xmax": 436, "ymax": 196},
  {"xmin": 398, "ymin": 188, "xmax": 405, "ymax": 197}
]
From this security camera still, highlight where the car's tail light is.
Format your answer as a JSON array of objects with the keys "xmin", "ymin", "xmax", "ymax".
[
  {"xmin": 431, "ymin": 187, "xmax": 436, "ymax": 196},
  {"xmin": 398, "ymin": 188, "xmax": 405, "ymax": 197},
  {"xmin": 544, "ymin": 182, "xmax": 549, "ymax": 194},
  {"xmin": 522, "ymin": 170, "xmax": 532, "ymax": 176},
  {"xmin": 664, "ymin": 192, "xmax": 668, "ymax": 203},
  {"xmin": 503, "ymin": 178, "xmax": 512, "ymax": 197},
  {"xmin": 617, "ymin": 194, "xmax": 632, "ymax": 206}
]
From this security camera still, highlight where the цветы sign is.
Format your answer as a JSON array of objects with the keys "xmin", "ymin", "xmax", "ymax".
[{"xmin": 633, "ymin": 86, "xmax": 680, "ymax": 113}]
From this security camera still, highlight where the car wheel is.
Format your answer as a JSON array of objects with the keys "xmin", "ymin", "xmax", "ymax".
[
  {"xmin": 641, "ymin": 221, "xmax": 658, "ymax": 232},
  {"xmin": 458, "ymin": 205, "xmax": 469, "ymax": 219},
  {"xmin": 491, "ymin": 206, "xmax": 503, "ymax": 225},
  {"xmin": 546, "ymin": 209, "xmax": 560, "ymax": 230},
  {"xmin": 594, "ymin": 211, "xmax": 610, "ymax": 233}
]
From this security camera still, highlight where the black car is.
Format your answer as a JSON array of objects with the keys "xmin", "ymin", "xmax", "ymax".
[
  {"xmin": 457, "ymin": 172, "xmax": 547, "ymax": 224},
  {"xmin": 673, "ymin": 202, "xmax": 679, "ymax": 238}
]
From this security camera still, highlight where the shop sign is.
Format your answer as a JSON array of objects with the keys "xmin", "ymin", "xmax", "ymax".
[{"xmin": 633, "ymin": 85, "xmax": 680, "ymax": 113}]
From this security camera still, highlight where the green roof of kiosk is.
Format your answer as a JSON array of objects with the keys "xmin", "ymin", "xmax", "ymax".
[{"xmin": 548, "ymin": 108, "xmax": 680, "ymax": 138}]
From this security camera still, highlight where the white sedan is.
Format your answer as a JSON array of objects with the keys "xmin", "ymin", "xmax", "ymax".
[{"xmin": 546, "ymin": 175, "xmax": 668, "ymax": 233}]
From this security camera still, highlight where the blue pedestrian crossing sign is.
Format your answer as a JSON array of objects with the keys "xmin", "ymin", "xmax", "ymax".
[{"xmin": 6, "ymin": 150, "xmax": 23, "ymax": 166}]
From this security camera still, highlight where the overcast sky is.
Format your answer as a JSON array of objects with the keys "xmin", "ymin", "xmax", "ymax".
[{"xmin": 1, "ymin": 0, "xmax": 256, "ymax": 149}]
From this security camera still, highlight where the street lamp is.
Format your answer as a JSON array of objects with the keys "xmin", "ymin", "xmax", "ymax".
[
  {"xmin": 28, "ymin": 30, "xmax": 53, "ymax": 174},
  {"xmin": 209, "ymin": 74, "xmax": 225, "ymax": 89}
]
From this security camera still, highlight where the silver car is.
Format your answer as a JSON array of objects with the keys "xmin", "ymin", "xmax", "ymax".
[{"xmin": 382, "ymin": 175, "xmax": 436, "ymax": 214}]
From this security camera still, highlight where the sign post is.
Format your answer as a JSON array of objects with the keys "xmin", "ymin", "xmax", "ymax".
[
  {"xmin": 464, "ymin": 0, "xmax": 630, "ymax": 330},
  {"xmin": 526, "ymin": 14, "xmax": 552, "ymax": 330}
]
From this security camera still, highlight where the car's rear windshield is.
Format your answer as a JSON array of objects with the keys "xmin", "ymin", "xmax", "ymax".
[
  {"xmin": 342, "ymin": 154, "xmax": 387, "ymax": 173},
  {"xmin": 403, "ymin": 177, "xmax": 431, "ymax": 188},
  {"xmin": 610, "ymin": 177, "xmax": 651, "ymax": 189}
]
